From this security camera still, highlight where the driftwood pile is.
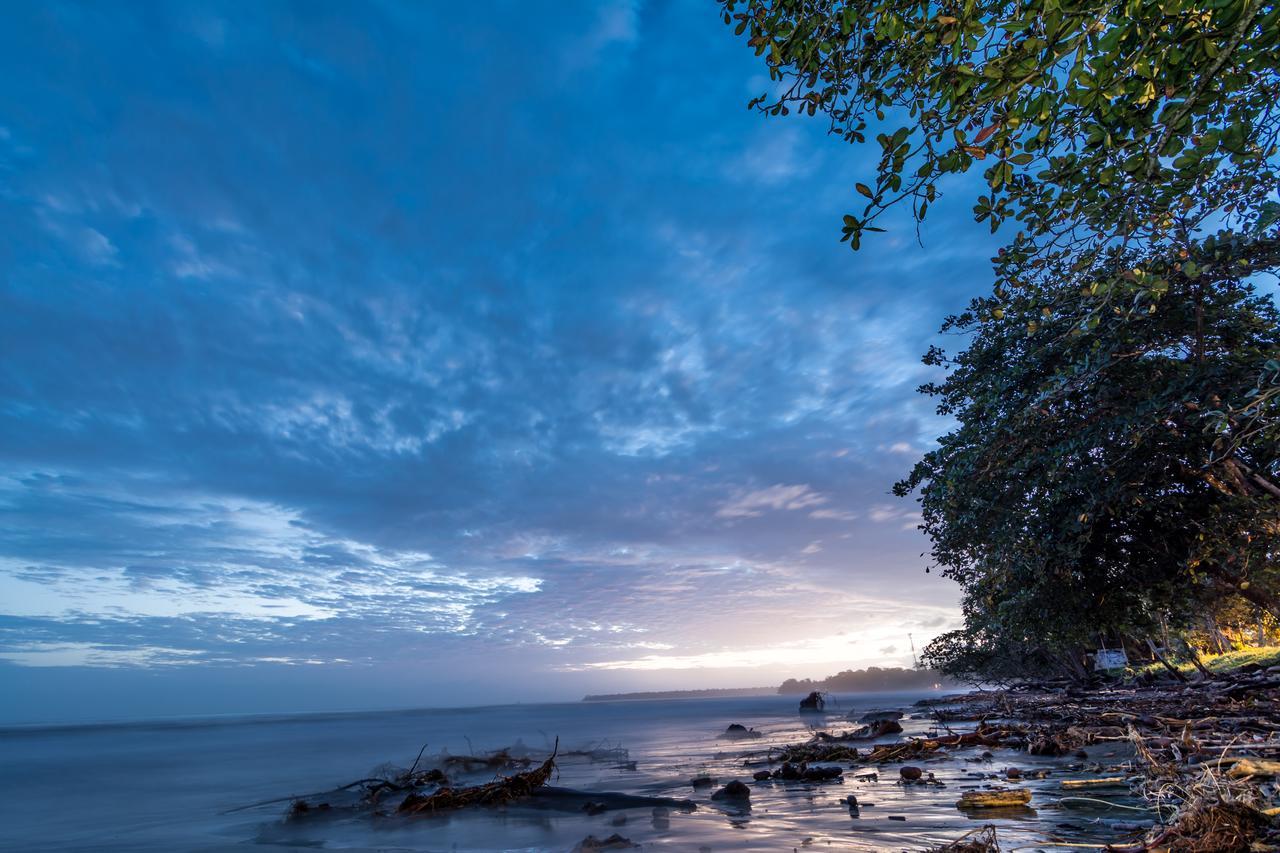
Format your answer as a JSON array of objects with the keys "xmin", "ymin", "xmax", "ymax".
[{"xmin": 919, "ymin": 672, "xmax": 1280, "ymax": 852}]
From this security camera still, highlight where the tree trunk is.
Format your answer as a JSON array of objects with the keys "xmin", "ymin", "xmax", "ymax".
[{"xmin": 1147, "ymin": 638, "xmax": 1189, "ymax": 682}]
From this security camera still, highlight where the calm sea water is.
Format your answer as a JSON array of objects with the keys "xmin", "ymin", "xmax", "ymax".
[{"xmin": 0, "ymin": 691, "xmax": 1133, "ymax": 851}]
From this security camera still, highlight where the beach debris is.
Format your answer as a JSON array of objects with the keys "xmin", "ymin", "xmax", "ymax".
[
  {"xmin": 710, "ymin": 780, "xmax": 751, "ymax": 802},
  {"xmin": 721, "ymin": 723, "xmax": 763, "ymax": 740},
  {"xmin": 752, "ymin": 770, "xmax": 772, "ymax": 780},
  {"xmin": 844, "ymin": 794, "xmax": 858, "ymax": 807},
  {"xmin": 927, "ymin": 825, "xmax": 1001, "ymax": 852},
  {"xmin": 442, "ymin": 748, "xmax": 533, "ymax": 773},
  {"xmin": 900, "ymin": 769, "xmax": 946, "ymax": 787},
  {"xmin": 557, "ymin": 740, "xmax": 630, "ymax": 763},
  {"xmin": 771, "ymin": 761, "xmax": 843, "ymax": 782},
  {"xmin": 772, "ymin": 742, "xmax": 860, "ymax": 763},
  {"xmin": 398, "ymin": 742, "xmax": 558, "ymax": 815},
  {"xmin": 888, "ymin": 814, "xmax": 907, "ymax": 820},
  {"xmin": 573, "ymin": 833, "xmax": 637, "ymax": 852},
  {"xmin": 287, "ymin": 799, "xmax": 332, "ymax": 818},
  {"xmin": 1059, "ymin": 776, "xmax": 1129, "ymax": 788},
  {"xmin": 955, "ymin": 788, "xmax": 1032, "ymax": 809},
  {"xmin": 1225, "ymin": 758, "xmax": 1280, "ymax": 779},
  {"xmin": 815, "ymin": 719, "xmax": 905, "ymax": 740}
]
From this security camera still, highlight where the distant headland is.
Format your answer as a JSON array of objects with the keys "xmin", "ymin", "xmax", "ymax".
[
  {"xmin": 777, "ymin": 666, "xmax": 951, "ymax": 693},
  {"xmin": 582, "ymin": 666, "xmax": 952, "ymax": 701}
]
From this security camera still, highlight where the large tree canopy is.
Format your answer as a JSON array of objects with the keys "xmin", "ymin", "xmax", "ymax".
[
  {"xmin": 722, "ymin": 0, "xmax": 1280, "ymax": 680},
  {"xmin": 897, "ymin": 236, "xmax": 1280, "ymax": 677}
]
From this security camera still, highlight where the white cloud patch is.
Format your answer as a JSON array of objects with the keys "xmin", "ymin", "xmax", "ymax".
[
  {"xmin": 716, "ymin": 484, "xmax": 827, "ymax": 519},
  {"xmin": 809, "ymin": 508, "xmax": 859, "ymax": 521}
]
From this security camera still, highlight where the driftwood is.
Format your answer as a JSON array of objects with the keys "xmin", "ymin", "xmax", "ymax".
[
  {"xmin": 398, "ymin": 741, "xmax": 558, "ymax": 814},
  {"xmin": 917, "ymin": 675, "xmax": 1280, "ymax": 850},
  {"xmin": 956, "ymin": 788, "xmax": 1031, "ymax": 809},
  {"xmin": 929, "ymin": 824, "xmax": 1001, "ymax": 852}
]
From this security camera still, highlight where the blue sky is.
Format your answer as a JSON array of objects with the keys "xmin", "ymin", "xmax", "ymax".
[{"xmin": 0, "ymin": 0, "xmax": 998, "ymax": 723}]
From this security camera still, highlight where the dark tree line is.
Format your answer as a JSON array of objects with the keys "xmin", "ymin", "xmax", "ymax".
[{"xmin": 779, "ymin": 666, "xmax": 948, "ymax": 693}]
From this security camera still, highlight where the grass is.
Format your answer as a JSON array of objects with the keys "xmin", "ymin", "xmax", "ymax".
[{"xmin": 1131, "ymin": 645, "xmax": 1280, "ymax": 679}]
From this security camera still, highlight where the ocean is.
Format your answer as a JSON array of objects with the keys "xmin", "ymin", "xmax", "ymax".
[{"xmin": 0, "ymin": 691, "xmax": 1126, "ymax": 851}]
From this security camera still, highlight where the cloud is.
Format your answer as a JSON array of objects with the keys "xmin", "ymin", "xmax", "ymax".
[
  {"xmin": 0, "ymin": 0, "xmax": 984, "ymax": 714},
  {"xmin": 809, "ymin": 508, "xmax": 859, "ymax": 521},
  {"xmin": 716, "ymin": 484, "xmax": 828, "ymax": 519}
]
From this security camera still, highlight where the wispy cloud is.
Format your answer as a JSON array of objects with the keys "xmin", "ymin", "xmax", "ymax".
[{"xmin": 716, "ymin": 484, "xmax": 828, "ymax": 519}]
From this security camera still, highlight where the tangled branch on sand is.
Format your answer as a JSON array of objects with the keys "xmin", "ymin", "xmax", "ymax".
[
  {"xmin": 928, "ymin": 824, "xmax": 1001, "ymax": 852},
  {"xmin": 398, "ymin": 740, "xmax": 559, "ymax": 815},
  {"xmin": 1108, "ymin": 728, "xmax": 1277, "ymax": 852},
  {"xmin": 772, "ymin": 742, "xmax": 861, "ymax": 763},
  {"xmin": 858, "ymin": 726, "xmax": 1018, "ymax": 763}
]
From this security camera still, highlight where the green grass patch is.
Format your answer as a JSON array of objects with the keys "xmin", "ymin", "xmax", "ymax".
[{"xmin": 1130, "ymin": 646, "xmax": 1280, "ymax": 678}]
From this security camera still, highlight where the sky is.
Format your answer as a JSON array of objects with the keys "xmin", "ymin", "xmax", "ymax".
[{"xmin": 0, "ymin": 0, "xmax": 1000, "ymax": 724}]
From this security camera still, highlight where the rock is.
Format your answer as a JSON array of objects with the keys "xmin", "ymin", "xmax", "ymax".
[
  {"xmin": 1005, "ymin": 767, "xmax": 1022, "ymax": 779},
  {"xmin": 723, "ymin": 723, "xmax": 762, "ymax": 740},
  {"xmin": 844, "ymin": 794, "xmax": 859, "ymax": 807},
  {"xmin": 711, "ymin": 780, "xmax": 751, "ymax": 802},
  {"xmin": 888, "ymin": 815, "xmax": 907, "ymax": 821},
  {"xmin": 583, "ymin": 801, "xmax": 609, "ymax": 815},
  {"xmin": 803, "ymin": 765, "xmax": 843, "ymax": 782},
  {"xmin": 753, "ymin": 770, "xmax": 772, "ymax": 781},
  {"xmin": 690, "ymin": 776, "xmax": 716, "ymax": 788},
  {"xmin": 799, "ymin": 691, "xmax": 826, "ymax": 713},
  {"xmin": 864, "ymin": 719, "xmax": 904, "ymax": 737},
  {"xmin": 900, "ymin": 766, "xmax": 923, "ymax": 781},
  {"xmin": 856, "ymin": 710, "xmax": 905, "ymax": 724}
]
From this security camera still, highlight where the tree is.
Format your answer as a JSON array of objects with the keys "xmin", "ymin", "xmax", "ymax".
[
  {"xmin": 722, "ymin": 0, "xmax": 1280, "ymax": 680},
  {"xmin": 899, "ymin": 236, "xmax": 1280, "ymax": 679},
  {"xmin": 718, "ymin": 0, "xmax": 1279, "ymax": 262}
]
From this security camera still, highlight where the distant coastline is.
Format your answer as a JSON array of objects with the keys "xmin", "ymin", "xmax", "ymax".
[
  {"xmin": 582, "ymin": 666, "xmax": 952, "ymax": 702},
  {"xmin": 778, "ymin": 666, "xmax": 951, "ymax": 694},
  {"xmin": 581, "ymin": 687, "xmax": 773, "ymax": 702}
]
